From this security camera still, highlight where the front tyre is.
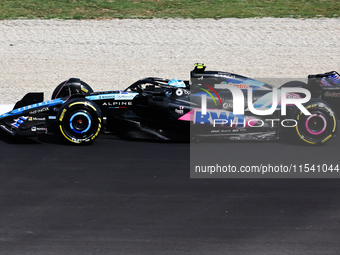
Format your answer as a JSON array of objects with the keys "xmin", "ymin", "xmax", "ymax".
[
  {"xmin": 57, "ymin": 98, "xmax": 102, "ymax": 144},
  {"xmin": 293, "ymin": 99, "xmax": 337, "ymax": 145},
  {"xmin": 52, "ymin": 79, "xmax": 93, "ymax": 99}
]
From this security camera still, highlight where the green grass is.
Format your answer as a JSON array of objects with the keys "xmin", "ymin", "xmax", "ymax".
[{"xmin": 0, "ymin": 0, "xmax": 339, "ymax": 19}]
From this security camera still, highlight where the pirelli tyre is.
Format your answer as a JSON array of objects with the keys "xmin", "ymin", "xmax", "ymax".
[
  {"xmin": 280, "ymin": 81, "xmax": 308, "ymax": 89},
  {"xmin": 52, "ymin": 78, "xmax": 93, "ymax": 99},
  {"xmin": 292, "ymin": 99, "xmax": 337, "ymax": 145},
  {"xmin": 57, "ymin": 98, "xmax": 102, "ymax": 144}
]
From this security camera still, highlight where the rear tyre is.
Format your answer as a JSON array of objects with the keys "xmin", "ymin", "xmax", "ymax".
[
  {"xmin": 280, "ymin": 81, "xmax": 307, "ymax": 89},
  {"xmin": 280, "ymin": 81, "xmax": 308, "ymax": 98},
  {"xmin": 291, "ymin": 99, "xmax": 337, "ymax": 145},
  {"xmin": 57, "ymin": 98, "xmax": 102, "ymax": 144}
]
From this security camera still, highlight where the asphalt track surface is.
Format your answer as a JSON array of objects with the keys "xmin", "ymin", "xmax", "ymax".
[{"xmin": 0, "ymin": 131, "xmax": 340, "ymax": 255}]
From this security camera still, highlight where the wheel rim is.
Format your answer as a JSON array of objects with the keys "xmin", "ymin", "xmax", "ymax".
[
  {"xmin": 305, "ymin": 113, "xmax": 327, "ymax": 135},
  {"xmin": 69, "ymin": 112, "xmax": 92, "ymax": 134}
]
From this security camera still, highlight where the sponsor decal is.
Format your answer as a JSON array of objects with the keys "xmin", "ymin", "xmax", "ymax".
[
  {"xmin": 322, "ymin": 134, "xmax": 333, "ymax": 143},
  {"xmin": 324, "ymin": 91, "xmax": 340, "ymax": 98},
  {"xmin": 329, "ymin": 74, "xmax": 340, "ymax": 85},
  {"xmin": 31, "ymin": 126, "xmax": 47, "ymax": 132},
  {"xmin": 216, "ymin": 72, "xmax": 236, "ymax": 78},
  {"xmin": 102, "ymin": 101, "xmax": 132, "ymax": 107},
  {"xmin": 91, "ymin": 118, "xmax": 102, "ymax": 141},
  {"xmin": 59, "ymin": 117, "xmax": 101, "ymax": 143},
  {"xmin": 114, "ymin": 94, "xmax": 136, "ymax": 100},
  {"xmin": 175, "ymin": 106, "xmax": 185, "ymax": 115},
  {"xmin": 321, "ymin": 77, "xmax": 332, "ymax": 87},
  {"xmin": 59, "ymin": 109, "xmax": 67, "ymax": 121},
  {"xmin": 220, "ymin": 81, "xmax": 250, "ymax": 89},
  {"xmin": 222, "ymin": 103, "xmax": 233, "ymax": 109},
  {"xmin": 198, "ymin": 84, "xmax": 223, "ymax": 108},
  {"xmin": 175, "ymin": 89, "xmax": 191, "ymax": 96},
  {"xmin": 86, "ymin": 93, "xmax": 138, "ymax": 101},
  {"xmin": 81, "ymin": 87, "xmax": 88, "ymax": 93},
  {"xmin": 286, "ymin": 93, "xmax": 301, "ymax": 99},
  {"xmin": 11, "ymin": 116, "xmax": 28, "ymax": 129},
  {"xmin": 29, "ymin": 107, "xmax": 49, "ymax": 115},
  {"xmin": 28, "ymin": 117, "xmax": 46, "ymax": 121},
  {"xmin": 193, "ymin": 108, "xmax": 247, "ymax": 128},
  {"xmin": 0, "ymin": 98, "xmax": 64, "ymax": 118},
  {"xmin": 165, "ymin": 89, "xmax": 172, "ymax": 97}
]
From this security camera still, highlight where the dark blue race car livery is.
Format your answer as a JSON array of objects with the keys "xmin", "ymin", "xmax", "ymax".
[{"xmin": 0, "ymin": 64, "xmax": 339, "ymax": 145}]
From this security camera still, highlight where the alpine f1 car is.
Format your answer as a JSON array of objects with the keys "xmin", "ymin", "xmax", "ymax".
[{"xmin": 0, "ymin": 64, "xmax": 338, "ymax": 145}]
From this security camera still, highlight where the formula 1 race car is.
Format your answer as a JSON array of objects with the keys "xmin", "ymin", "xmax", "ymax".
[{"xmin": 0, "ymin": 64, "xmax": 338, "ymax": 145}]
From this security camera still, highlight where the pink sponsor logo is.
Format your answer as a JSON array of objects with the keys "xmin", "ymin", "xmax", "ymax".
[{"xmin": 221, "ymin": 82, "xmax": 250, "ymax": 89}]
